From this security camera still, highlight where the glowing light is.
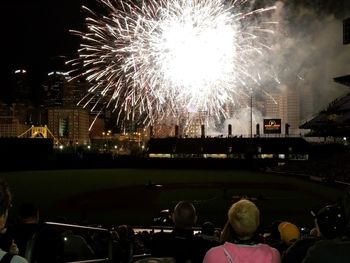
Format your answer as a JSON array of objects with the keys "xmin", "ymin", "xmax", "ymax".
[
  {"xmin": 15, "ymin": 69, "xmax": 27, "ymax": 74},
  {"xmin": 69, "ymin": 0, "xmax": 278, "ymax": 126}
]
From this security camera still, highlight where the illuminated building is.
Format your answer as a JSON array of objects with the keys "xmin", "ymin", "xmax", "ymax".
[
  {"xmin": 13, "ymin": 69, "xmax": 31, "ymax": 104},
  {"xmin": 43, "ymin": 71, "xmax": 87, "ymax": 107},
  {"xmin": 299, "ymin": 83, "xmax": 315, "ymax": 124},
  {"xmin": 264, "ymin": 85, "xmax": 300, "ymax": 134},
  {"xmin": 0, "ymin": 115, "xmax": 29, "ymax": 138},
  {"xmin": 43, "ymin": 70, "xmax": 92, "ymax": 145},
  {"xmin": 0, "ymin": 69, "xmax": 38, "ymax": 137},
  {"xmin": 47, "ymin": 107, "xmax": 90, "ymax": 145}
]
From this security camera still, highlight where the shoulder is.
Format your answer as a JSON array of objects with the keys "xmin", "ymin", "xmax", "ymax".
[
  {"xmin": 193, "ymin": 235, "xmax": 220, "ymax": 246},
  {"xmin": 11, "ymin": 255, "xmax": 28, "ymax": 263},
  {"xmin": 151, "ymin": 232, "xmax": 175, "ymax": 256},
  {"xmin": 307, "ymin": 239, "xmax": 341, "ymax": 250},
  {"xmin": 0, "ymin": 254, "xmax": 28, "ymax": 263},
  {"xmin": 152, "ymin": 232, "xmax": 174, "ymax": 243},
  {"xmin": 206, "ymin": 243, "xmax": 225, "ymax": 252},
  {"xmin": 255, "ymin": 243, "xmax": 279, "ymax": 252},
  {"xmin": 205, "ymin": 242, "xmax": 237, "ymax": 256},
  {"xmin": 283, "ymin": 238, "xmax": 319, "ymax": 259},
  {"xmin": 152, "ymin": 231, "xmax": 172, "ymax": 239},
  {"xmin": 306, "ymin": 238, "xmax": 350, "ymax": 253},
  {"xmin": 262, "ymin": 243, "xmax": 280, "ymax": 257},
  {"xmin": 302, "ymin": 238, "xmax": 350, "ymax": 263},
  {"xmin": 203, "ymin": 244, "xmax": 226, "ymax": 263},
  {"xmin": 302, "ymin": 240, "xmax": 331, "ymax": 263}
]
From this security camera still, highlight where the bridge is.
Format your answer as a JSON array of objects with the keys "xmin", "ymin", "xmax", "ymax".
[{"xmin": 18, "ymin": 125, "xmax": 60, "ymax": 145}]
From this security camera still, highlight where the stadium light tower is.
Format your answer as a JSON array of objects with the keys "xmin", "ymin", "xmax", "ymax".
[
  {"xmin": 343, "ymin": 17, "xmax": 350, "ymax": 45},
  {"xmin": 250, "ymin": 88, "xmax": 253, "ymax": 138}
]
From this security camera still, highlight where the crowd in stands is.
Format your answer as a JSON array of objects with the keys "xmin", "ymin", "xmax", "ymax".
[
  {"xmin": 0, "ymin": 178, "xmax": 349, "ymax": 263},
  {"xmin": 271, "ymin": 143, "xmax": 350, "ymax": 185}
]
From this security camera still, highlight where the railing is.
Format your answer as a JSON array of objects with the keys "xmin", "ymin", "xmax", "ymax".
[{"xmin": 25, "ymin": 222, "xmax": 113, "ymax": 263}]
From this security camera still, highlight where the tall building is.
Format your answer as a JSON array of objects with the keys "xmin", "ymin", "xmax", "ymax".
[
  {"xmin": 43, "ymin": 71, "xmax": 66, "ymax": 107},
  {"xmin": 299, "ymin": 83, "xmax": 315, "ymax": 124},
  {"xmin": 43, "ymin": 71, "xmax": 88, "ymax": 107},
  {"xmin": 43, "ymin": 70, "xmax": 93, "ymax": 145},
  {"xmin": 0, "ymin": 102, "xmax": 29, "ymax": 138},
  {"xmin": 181, "ymin": 110, "xmax": 209, "ymax": 137},
  {"xmin": 47, "ymin": 107, "xmax": 90, "ymax": 145},
  {"xmin": 11, "ymin": 69, "xmax": 44, "ymax": 125},
  {"xmin": 264, "ymin": 85, "xmax": 300, "ymax": 134},
  {"xmin": 13, "ymin": 69, "xmax": 31, "ymax": 104}
]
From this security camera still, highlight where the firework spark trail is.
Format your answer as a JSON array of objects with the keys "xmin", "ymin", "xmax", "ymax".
[{"xmin": 68, "ymin": 0, "xmax": 278, "ymax": 128}]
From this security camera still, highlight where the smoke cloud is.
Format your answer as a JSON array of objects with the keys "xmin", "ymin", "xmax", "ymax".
[
  {"xmin": 211, "ymin": 0, "xmax": 350, "ymax": 136},
  {"xmin": 223, "ymin": 107, "xmax": 264, "ymax": 136},
  {"xmin": 272, "ymin": 0, "xmax": 350, "ymax": 115}
]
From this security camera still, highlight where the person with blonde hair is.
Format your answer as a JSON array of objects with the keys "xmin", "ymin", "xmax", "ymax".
[{"xmin": 203, "ymin": 199, "xmax": 280, "ymax": 263}]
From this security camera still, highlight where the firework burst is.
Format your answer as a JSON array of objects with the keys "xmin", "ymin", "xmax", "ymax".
[{"xmin": 68, "ymin": 0, "xmax": 278, "ymax": 129}]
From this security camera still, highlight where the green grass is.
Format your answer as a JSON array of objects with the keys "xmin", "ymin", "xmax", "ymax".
[{"xmin": 0, "ymin": 169, "xmax": 346, "ymax": 230}]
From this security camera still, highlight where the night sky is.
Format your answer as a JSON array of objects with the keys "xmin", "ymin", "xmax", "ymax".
[
  {"xmin": 1, "ymin": 1, "xmax": 82, "ymax": 83},
  {"xmin": 0, "ymin": 0, "xmax": 349, "ymax": 102}
]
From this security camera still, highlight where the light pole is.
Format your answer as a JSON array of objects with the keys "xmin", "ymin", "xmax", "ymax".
[{"xmin": 250, "ymin": 89, "xmax": 253, "ymax": 138}]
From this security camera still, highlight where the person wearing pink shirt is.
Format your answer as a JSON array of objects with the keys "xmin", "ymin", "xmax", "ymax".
[{"xmin": 203, "ymin": 199, "xmax": 280, "ymax": 263}]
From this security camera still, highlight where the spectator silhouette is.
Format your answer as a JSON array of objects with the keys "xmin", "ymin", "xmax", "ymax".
[
  {"xmin": 0, "ymin": 231, "xmax": 20, "ymax": 257},
  {"xmin": 0, "ymin": 233, "xmax": 15, "ymax": 254},
  {"xmin": 7, "ymin": 203, "xmax": 64, "ymax": 263},
  {"xmin": 31, "ymin": 224, "xmax": 65, "ymax": 263},
  {"xmin": 62, "ymin": 230, "xmax": 95, "ymax": 261},
  {"xmin": 264, "ymin": 220, "xmax": 283, "ymax": 248},
  {"xmin": 197, "ymin": 221, "xmax": 219, "ymax": 242},
  {"xmin": 115, "ymin": 225, "xmax": 134, "ymax": 263},
  {"xmin": 282, "ymin": 227, "xmax": 320, "ymax": 263},
  {"xmin": 151, "ymin": 201, "xmax": 219, "ymax": 263},
  {"xmin": 0, "ymin": 179, "xmax": 27, "ymax": 262},
  {"xmin": 203, "ymin": 199, "xmax": 280, "ymax": 263},
  {"xmin": 7, "ymin": 203, "xmax": 39, "ymax": 257},
  {"xmin": 278, "ymin": 222, "xmax": 300, "ymax": 247},
  {"xmin": 301, "ymin": 204, "xmax": 349, "ymax": 263},
  {"xmin": 265, "ymin": 220, "xmax": 300, "ymax": 256}
]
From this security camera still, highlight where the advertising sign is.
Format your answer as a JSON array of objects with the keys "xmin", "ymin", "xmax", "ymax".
[{"xmin": 263, "ymin": 119, "xmax": 281, "ymax": 134}]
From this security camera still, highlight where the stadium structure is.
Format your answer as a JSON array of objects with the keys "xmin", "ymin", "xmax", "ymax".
[{"xmin": 299, "ymin": 76, "xmax": 350, "ymax": 138}]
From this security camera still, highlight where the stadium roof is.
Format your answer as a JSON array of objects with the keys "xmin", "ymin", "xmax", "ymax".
[
  {"xmin": 334, "ymin": 75, "xmax": 350, "ymax": 87},
  {"xmin": 147, "ymin": 137, "xmax": 310, "ymax": 155},
  {"xmin": 300, "ymin": 93, "xmax": 350, "ymax": 136}
]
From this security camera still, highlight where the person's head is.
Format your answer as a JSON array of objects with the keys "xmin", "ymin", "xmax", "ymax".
[
  {"xmin": 201, "ymin": 221, "xmax": 215, "ymax": 236},
  {"xmin": 19, "ymin": 203, "xmax": 39, "ymax": 224},
  {"xmin": 172, "ymin": 201, "xmax": 197, "ymax": 229},
  {"xmin": 228, "ymin": 199, "xmax": 260, "ymax": 240},
  {"xmin": 269, "ymin": 220, "xmax": 283, "ymax": 239},
  {"xmin": 117, "ymin": 225, "xmax": 134, "ymax": 240},
  {"xmin": 278, "ymin": 222, "xmax": 300, "ymax": 245},
  {"xmin": 309, "ymin": 227, "xmax": 320, "ymax": 237},
  {"xmin": 314, "ymin": 204, "xmax": 347, "ymax": 239},
  {"xmin": 340, "ymin": 189, "xmax": 350, "ymax": 231},
  {"xmin": 0, "ymin": 180, "xmax": 11, "ymax": 230}
]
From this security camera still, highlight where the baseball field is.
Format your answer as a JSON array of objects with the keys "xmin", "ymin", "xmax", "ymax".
[{"xmin": 0, "ymin": 168, "xmax": 346, "ymax": 230}]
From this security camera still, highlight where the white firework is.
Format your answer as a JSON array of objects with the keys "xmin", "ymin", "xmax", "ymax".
[{"xmin": 68, "ymin": 0, "xmax": 278, "ymax": 129}]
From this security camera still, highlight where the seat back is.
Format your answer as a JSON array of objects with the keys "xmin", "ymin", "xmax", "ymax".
[{"xmin": 134, "ymin": 257, "xmax": 176, "ymax": 263}]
